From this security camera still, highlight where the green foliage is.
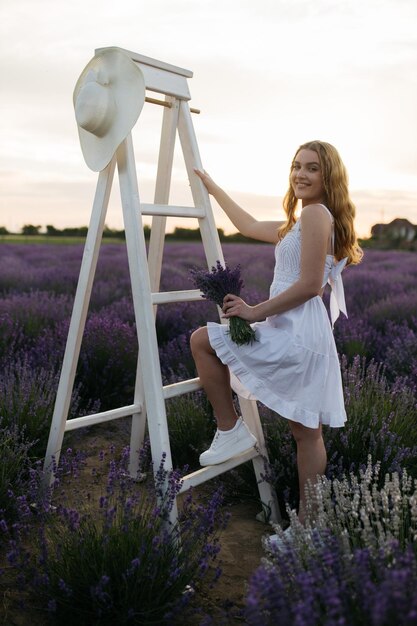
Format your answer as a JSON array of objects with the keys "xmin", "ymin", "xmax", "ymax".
[
  {"xmin": 32, "ymin": 452, "xmax": 225, "ymax": 625},
  {"xmin": 0, "ymin": 359, "xmax": 91, "ymax": 460},
  {"xmin": 0, "ymin": 360, "xmax": 60, "ymax": 459},
  {"xmin": 325, "ymin": 356, "xmax": 417, "ymax": 479},
  {"xmin": 167, "ymin": 394, "xmax": 215, "ymax": 470},
  {"xmin": 0, "ymin": 423, "xmax": 33, "ymax": 519},
  {"xmin": 42, "ymin": 514, "xmax": 191, "ymax": 625},
  {"xmin": 75, "ymin": 315, "xmax": 138, "ymax": 411},
  {"xmin": 21, "ymin": 224, "xmax": 42, "ymax": 235}
]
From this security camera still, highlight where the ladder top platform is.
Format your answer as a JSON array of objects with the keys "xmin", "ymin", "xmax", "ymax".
[{"xmin": 95, "ymin": 46, "xmax": 193, "ymax": 78}]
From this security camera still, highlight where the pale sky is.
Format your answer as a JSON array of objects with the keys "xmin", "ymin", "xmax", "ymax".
[{"xmin": 1, "ymin": 0, "xmax": 417, "ymax": 237}]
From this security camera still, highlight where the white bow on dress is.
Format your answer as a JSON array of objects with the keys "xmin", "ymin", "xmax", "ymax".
[{"xmin": 328, "ymin": 257, "xmax": 348, "ymax": 328}]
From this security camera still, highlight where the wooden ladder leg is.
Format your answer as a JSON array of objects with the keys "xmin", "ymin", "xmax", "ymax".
[
  {"xmin": 43, "ymin": 159, "xmax": 116, "ymax": 486},
  {"xmin": 117, "ymin": 134, "xmax": 179, "ymax": 525},
  {"xmin": 128, "ymin": 352, "xmax": 147, "ymax": 478},
  {"xmin": 239, "ymin": 398, "xmax": 281, "ymax": 523},
  {"xmin": 128, "ymin": 97, "xmax": 179, "ymax": 479},
  {"xmin": 177, "ymin": 100, "xmax": 225, "ymax": 268},
  {"xmin": 148, "ymin": 96, "xmax": 179, "ymax": 292}
]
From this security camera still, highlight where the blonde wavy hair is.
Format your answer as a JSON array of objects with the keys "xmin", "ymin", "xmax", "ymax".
[{"xmin": 278, "ymin": 140, "xmax": 363, "ymax": 265}]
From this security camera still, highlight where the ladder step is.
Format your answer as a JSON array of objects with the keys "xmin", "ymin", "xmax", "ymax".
[
  {"xmin": 141, "ymin": 203, "xmax": 205, "ymax": 218},
  {"xmin": 178, "ymin": 448, "xmax": 260, "ymax": 493},
  {"xmin": 163, "ymin": 377, "xmax": 202, "ymax": 399},
  {"xmin": 152, "ymin": 289, "xmax": 202, "ymax": 304},
  {"xmin": 65, "ymin": 403, "xmax": 143, "ymax": 432}
]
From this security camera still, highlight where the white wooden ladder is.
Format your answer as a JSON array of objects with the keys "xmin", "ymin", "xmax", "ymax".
[{"xmin": 43, "ymin": 47, "xmax": 280, "ymax": 526}]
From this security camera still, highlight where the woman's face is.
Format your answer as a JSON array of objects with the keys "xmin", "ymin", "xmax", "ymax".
[{"xmin": 290, "ymin": 148, "xmax": 326, "ymax": 207}]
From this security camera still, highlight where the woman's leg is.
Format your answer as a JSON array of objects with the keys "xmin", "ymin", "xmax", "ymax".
[
  {"xmin": 288, "ymin": 421, "xmax": 327, "ymax": 525},
  {"xmin": 190, "ymin": 327, "xmax": 238, "ymax": 431},
  {"xmin": 190, "ymin": 326, "xmax": 257, "ymax": 466}
]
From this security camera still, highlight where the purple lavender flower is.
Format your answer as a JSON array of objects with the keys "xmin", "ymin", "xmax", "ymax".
[
  {"xmin": 245, "ymin": 538, "xmax": 417, "ymax": 625},
  {"xmin": 190, "ymin": 260, "xmax": 256, "ymax": 345},
  {"xmin": 1, "ymin": 442, "xmax": 228, "ymax": 623}
]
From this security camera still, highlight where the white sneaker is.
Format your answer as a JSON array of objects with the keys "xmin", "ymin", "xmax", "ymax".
[
  {"xmin": 265, "ymin": 526, "xmax": 326, "ymax": 553},
  {"xmin": 199, "ymin": 417, "xmax": 257, "ymax": 466},
  {"xmin": 265, "ymin": 527, "xmax": 294, "ymax": 552}
]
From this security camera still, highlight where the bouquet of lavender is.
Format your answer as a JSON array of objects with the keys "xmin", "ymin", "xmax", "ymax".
[{"xmin": 190, "ymin": 260, "xmax": 256, "ymax": 346}]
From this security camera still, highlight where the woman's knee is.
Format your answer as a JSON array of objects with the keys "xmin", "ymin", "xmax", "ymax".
[
  {"xmin": 289, "ymin": 420, "xmax": 322, "ymax": 444},
  {"xmin": 190, "ymin": 326, "xmax": 211, "ymax": 356}
]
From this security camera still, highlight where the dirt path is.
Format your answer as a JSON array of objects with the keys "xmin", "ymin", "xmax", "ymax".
[{"xmin": 188, "ymin": 500, "xmax": 270, "ymax": 624}]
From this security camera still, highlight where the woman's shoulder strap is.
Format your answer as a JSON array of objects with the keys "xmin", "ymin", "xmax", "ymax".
[{"xmin": 316, "ymin": 203, "xmax": 334, "ymax": 223}]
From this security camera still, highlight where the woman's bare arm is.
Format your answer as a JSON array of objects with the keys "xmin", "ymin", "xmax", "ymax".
[{"xmin": 194, "ymin": 169, "xmax": 283, "ymax": 244}]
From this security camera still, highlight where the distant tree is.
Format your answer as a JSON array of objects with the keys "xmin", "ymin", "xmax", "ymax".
[
  {"xmin": 61, "ymin": 226, "xmax": 88, "ymax": 237},
  {"xmin": 37, "ymin": 223, "xmax": 258, "ymax": 243},
  {"xmin": 103, "ymin": 225, "xmax": 125, "ymax": 239},
  {"xmin": 167, "ymin": 227, "xmax": 201, "ymax": 241},
  {"xmin": 223, "ymin": 231, "xmax": 253, "ymax": 243},
  {"xmin": 0, "ymin": 226, "xmax": 9, "ymax": 235},
  {"xmin": 162, "ymin": 226, "xmax": 256, "ymax": 243},
  {"xmin": 46, "ymin": 224, "xmax": 61, "ymax": 236},
  {"xmin": 21, "ymin": 224, "xmax": 42, "ymax": 235}
]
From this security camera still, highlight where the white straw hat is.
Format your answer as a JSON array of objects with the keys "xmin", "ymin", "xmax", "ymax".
[{"xmin": 73, "ymin": 48, "xmax": 146, "ymax": 171}]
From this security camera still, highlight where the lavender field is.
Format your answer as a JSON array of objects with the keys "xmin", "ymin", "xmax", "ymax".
[{"xmin": 1, "ymin": 241, "xmax": 417, "ymax": 625}]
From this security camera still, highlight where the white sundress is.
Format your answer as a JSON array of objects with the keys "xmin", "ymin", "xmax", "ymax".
[{"xmin": 207, "ymin": 204, "xmax": 348, "ymax": 429}]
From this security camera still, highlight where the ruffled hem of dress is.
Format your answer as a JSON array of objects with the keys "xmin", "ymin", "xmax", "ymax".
[{"xmin": 207, "ymin": 322, "xmax": 347, "ymax": 430}]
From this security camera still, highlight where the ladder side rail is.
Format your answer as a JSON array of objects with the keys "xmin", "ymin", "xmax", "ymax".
[
  {"xmin": 129, "ymin": 96, "xmax": 179, "ymax": 478},
  {"xmin": 43, "ymin": 159, "xmax": 116, "ymax": 483},
  {"xmin": 237, "ymin": 397, "xmax": 281, "ymax": 522},
  {"xmin": 176, "ymin": 99, "xmax": 231, "ymax": 390},
  {"xmin": 117, "ymin": 134, "xmax": 178, "ymax": 523},
  {"xmin": 177, "ymin": 100, "xmax": 225, "ymax": 269},
  {"xmin": 148, "ymin": 96, "xmax": 179, "ymax": 295},
  {"xmin": 251, "ymin": 455, "xmax": 281, "ymax": 522},
  {"xmin": 128, "ymin": 351, "xmax": 148, "ymax": 478}
]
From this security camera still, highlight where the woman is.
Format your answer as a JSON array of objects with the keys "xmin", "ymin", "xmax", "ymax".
[{"xmin": 191, "ymin": 140, "xmax": 362, "ymax": 528}]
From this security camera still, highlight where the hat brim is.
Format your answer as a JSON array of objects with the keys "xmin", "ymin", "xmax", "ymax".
[{"xmin": 74, "ymin": 48, "xmax": 146, "ymax": 172}]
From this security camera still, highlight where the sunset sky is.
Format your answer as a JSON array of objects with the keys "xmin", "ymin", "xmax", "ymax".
[{"xmin": 1, "ymin": 0, "xmax": 416, "ymax": 238}]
